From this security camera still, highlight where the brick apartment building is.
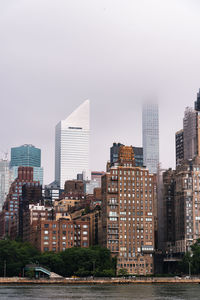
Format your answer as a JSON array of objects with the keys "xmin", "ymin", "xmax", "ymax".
[
  {"xmin": 163, "ymin": 156, "xmax": 200, "ymax": 255},
  {"xmin": 101, "ymin": 145, "xmax": 156, "ymax": 275},
  {"xmin": 35, "ymin": 219, "xmax": 89, "ymax": 252},
  {"xmin": 0, "ymin": 167, "xmax": 40, "ymax": 239}
]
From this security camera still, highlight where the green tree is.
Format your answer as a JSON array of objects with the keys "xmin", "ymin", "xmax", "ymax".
[
  {"xmin": 118, "ymin": 268, "xmax": 128, "ymax": 276},
  {"xmin": 179, "ymin": 239, "xmax": 200, "ymax": 275},
  {"xmin": 0, "ymin": 239, "xmax": 39, "ymax": 277}
]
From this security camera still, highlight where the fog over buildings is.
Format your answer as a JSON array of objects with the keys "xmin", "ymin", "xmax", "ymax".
[{"xmin": 1, "ymin": 0, "xmax": 200, "ymax": 183}]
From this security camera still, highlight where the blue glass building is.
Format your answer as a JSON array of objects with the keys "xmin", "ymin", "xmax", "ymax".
[
  {"xmin": 11, "ymin": 144, "xmax": 41, "ymax": 167},
  {"xmin": 10, "ymin": 145, "xmax": 43, "ymax": 185}
]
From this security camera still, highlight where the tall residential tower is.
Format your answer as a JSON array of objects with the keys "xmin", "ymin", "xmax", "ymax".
[
  {"xmin": 102, "ymin": 145, "xmax": 155, "ymax": 275},
  {"xmin": 142, "ymin": 103, "xmax": 159, "ymax": 174},
  {"xmin": 55, "ymin": 100, "xmax": 90, "ymax": 188}
]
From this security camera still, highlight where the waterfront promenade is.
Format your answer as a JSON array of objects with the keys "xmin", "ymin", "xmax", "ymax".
[{"xmin": 0, "ymin": 277, "xmax": 200, "ymax": 284}]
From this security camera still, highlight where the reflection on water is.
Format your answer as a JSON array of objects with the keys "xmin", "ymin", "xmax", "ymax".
[{"xmin": 0, "ymin": 284, "xmax": 200, "ymax": 300}]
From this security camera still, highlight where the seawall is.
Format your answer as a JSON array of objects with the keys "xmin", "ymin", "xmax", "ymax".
[{"xmin": 0, "ymin": 277, "xmax": 200, "ymax": 284}]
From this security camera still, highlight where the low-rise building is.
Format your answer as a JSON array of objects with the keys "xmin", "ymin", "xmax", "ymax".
[{"xmin": 35, "ymin": 219, "xmax": 89, "ymax": 252}]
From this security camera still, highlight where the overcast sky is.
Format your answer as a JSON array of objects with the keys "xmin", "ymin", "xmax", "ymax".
[{"xmin": 0, "ymin": 0, "xmax": 200, "ymax": 184}]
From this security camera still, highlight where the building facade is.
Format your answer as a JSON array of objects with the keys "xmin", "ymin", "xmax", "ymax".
[
  {"xmin": 142, "ymin": 103, "xmax": 159, "ymax": 174},
  {"xmin": 91, "ymin": 171, "xmax": 105, "ymax": 186},
  {"xmin": 183, "ymin": 107, "xmax": 199, "ymax": 161},
  {"xmin": 163, "ymin": 157, "xmax": 200, "ymax": 255},
  {"xmin": 35, "ymin": 219, "xmax": 89, "ymax": 252},
  {"xmin": 55, "ymin": 100, "xmax": 90, "ymax": 188},
  {"xmin": 0, "ymin": 167, "xmax": 40, "ymax": 239},
  {"xmin": 175, "ymin": 129, "xmax": 184, "ymax": 167},
  {"xmin": 0, "ymin": 159, "xmax": 13, "ymax": 211},
  {"xmin": 110, "ymin": 143, "xmax": 143, "ymax": 168},
  {"xmin": 101, "ymin": 146, "xmax": 155, "ymax": 275},
  {"xmin": 110, "ymin": 143, "xmax": 124, "ymax": 166},
  {"xmin": 10, "ymin": 144, "xmax": 43, "ymax": 185},
  {"xmin": 133, "ymin": 147, "xmax": 143, "ymax": 167},
  {"xmin": 11, "ymin": 144, "xmax": 41, "ymax": 167}
]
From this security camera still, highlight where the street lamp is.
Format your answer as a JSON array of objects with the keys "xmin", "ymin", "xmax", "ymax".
[
  {"xmin": 188, "ymin": 253, "xmax": 193, "ymax": 278},
  {"xmin": 4, "ymin": 260, "xmax": 6, "ymax": 278}
]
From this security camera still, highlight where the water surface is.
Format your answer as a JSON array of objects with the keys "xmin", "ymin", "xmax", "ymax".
[{"xmin": 0, "ymin": 284, "xmax": 199, "ymax": 300}]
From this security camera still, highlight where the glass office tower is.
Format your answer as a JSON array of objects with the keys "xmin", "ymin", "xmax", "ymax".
[
  {"xmin": 142, "ymin": 103, "xmax": 159, "ymax": 174},
  {"xmin": 10, "ymin": 144, "xmax": 43, "ymax": 184},
  {"xmin": 11, "ymin": 144, "xmax": 41, "ymax": 167}
]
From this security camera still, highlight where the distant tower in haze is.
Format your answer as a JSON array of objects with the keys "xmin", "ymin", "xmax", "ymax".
[
  {"xmin": 55, "ymin": 100, "xmax": 90, "ymax": 188},
  {"xmin": 142, "ymin": 103, "xmax": 159, "ymax": 174}
]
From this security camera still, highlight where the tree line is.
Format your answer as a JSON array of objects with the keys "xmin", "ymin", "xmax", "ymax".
[{"xmin": 0, "ymin": 239, "xmax": 116, "ymax": 277}]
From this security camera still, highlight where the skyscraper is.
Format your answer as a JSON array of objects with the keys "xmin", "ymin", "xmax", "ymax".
[
  {"xmin": 55, "ymin": 100, "xmax": 90, "ymax": 188},
  {"xmin": 175, "ymin": 129, "xmax": 184, "ymax": 166},
  {"xmin": 10, "ymin": 144, "xmax": 43, "ymax": 185},
  {"xmin": 142, "ymin": 103, "xmax": 159, "ymax": 174},
  {"xmin": 183, "ymin": 107, "xmax": 198, "ymax": 160},
  {"xmin": 0, "ymin": 159, "xmax": 13, "ymax": 211},
  {"xmin": 11, "ymin": 144, "xmax": 41, "ymax": 167}
]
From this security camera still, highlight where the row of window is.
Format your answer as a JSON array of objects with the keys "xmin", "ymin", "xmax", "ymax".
[
  {"xmin": 112, "ymin": 170, "xmax": 151, "ymax": 177},
  {"xmin": 44, "ymin": 224, "xmax": 88, "ymax": 229}
]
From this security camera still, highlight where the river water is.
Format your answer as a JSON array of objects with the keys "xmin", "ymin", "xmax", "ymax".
[{"xmin": 0, "ymin": 284, "xmax": 199, "ymax": 300}]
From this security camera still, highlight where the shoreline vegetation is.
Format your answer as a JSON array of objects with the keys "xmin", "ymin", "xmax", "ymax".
[{"xmin": 1, "ymin": 239, "xmax": 200, "ymax": 280}]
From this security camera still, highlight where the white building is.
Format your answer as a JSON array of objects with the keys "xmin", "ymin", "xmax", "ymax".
[
  {"xmin": 55, "ymin": 100, "xmax": 90, "ymax": 188},
  {"xmin": 142, "ymin": 103, "xmax": 159, "ymax": 174},
  {"xmin": 0, "ymin": 160, "xmax": 13, "ymax": 211}
]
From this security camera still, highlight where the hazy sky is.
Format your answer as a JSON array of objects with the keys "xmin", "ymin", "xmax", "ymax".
[{"xmin": 1, "ymin": 0, "xmax": 200, "ymax": 184}]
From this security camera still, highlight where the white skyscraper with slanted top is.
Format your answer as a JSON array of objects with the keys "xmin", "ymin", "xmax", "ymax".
[{"xmin": 55, "ymin": 100, "xmax": 90, "ymax": 188}]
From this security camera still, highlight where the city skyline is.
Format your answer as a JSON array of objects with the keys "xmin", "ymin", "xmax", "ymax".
[
  {"xmin": 1, "ymin": 1, "xmax": 200, "ymax": 184},
  {"xmin": 1, "ymin": 94, "xmax": 200, "ymax": 185}
]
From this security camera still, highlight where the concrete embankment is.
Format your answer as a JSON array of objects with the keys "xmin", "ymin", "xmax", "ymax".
[{"xmin": 0, "ymin": 277, "xmax": 200, "ymax": 284}]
